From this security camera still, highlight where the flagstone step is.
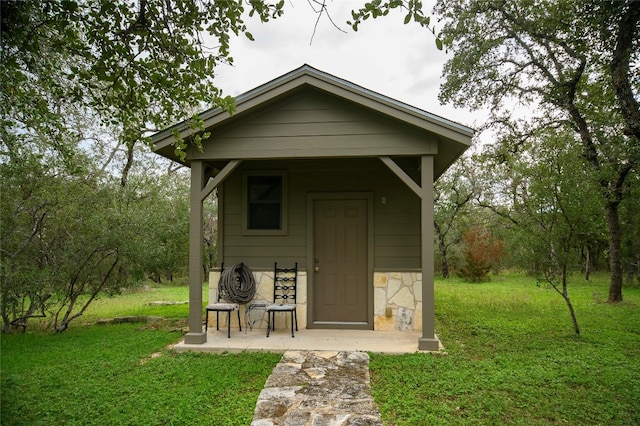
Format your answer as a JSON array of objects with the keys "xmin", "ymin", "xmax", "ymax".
[{"xmin": 252, "ymin": 350, "xmax": 382, "ymax": 426}]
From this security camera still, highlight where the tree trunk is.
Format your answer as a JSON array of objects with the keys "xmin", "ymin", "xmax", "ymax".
[
  {"xmin": 605, "ymin": 201, "xmax": 624, "ymax": 302},
  {"xmin": 592, "ymin": 245, "xmax": 601, "ymax": 271},
  {"xmin": 561, "ymin": 264, "xmax": 580, "ymax": 335},
  {"xmin": 564, "ymin": 293, "xmax": 580, "ymax": 335},
  {"xmin": 584, "ymin": 246, "xmax": 591, "ymax": 281},
  {"xmin": 120, "ymin": 141, "xmax": 135, "ymax": 188},
  {"xmin": 440, "ymin": 246, "xmax": 450, "ymax": 279},
  {"xmin": 610, "ymin": 1, "xmax": 640, "ymax": 141},
  {"xmin": 434, "ymin": 222, "xmax": 450, "ymax": 278},
  {"xmin": 55, "ymin": 254, "xmax": 119, "ymax": 332}
]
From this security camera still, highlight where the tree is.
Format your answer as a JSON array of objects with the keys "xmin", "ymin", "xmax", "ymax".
[
  {"xmin": 1, "ymin": 148, "xmax": 122, "ymax": 332},
  {"xmin": 1, "ymin": 0, "xmax": 290, "ymax": 333},
  {"xmin": 457, "ymin": 226, "xmax": 505, "ymax": 283},
  {"xmin": 117, "ymin": 171, "xmax": 191, "ymax": 285},
  {"xmin": 0, "ymin": 138, "xmax": 194, "ymax": 332},
  {"xmin": 1, "ymin": 0, "xmax": 285, "ymax": 166},
  {"xmin": 433, "ymin": 156, "xmax": 475, "ymax": 278},
  {"xmin": 203, "ymin": 195, "xmax": 219, "ymax": 276},
  {"xmin": 0, "ymin": 95, "xmax": 194, "ymax": 333},
  {"xmin": 434, "ymin": 0, "xmax": 640, "ymax": 302},
  {"xmin": 476, "ymin": 129, "xmax": 607, "ymax": 334},
  {"xmin": 620, "ymin": 171, "xmax": 640, "ymax": 286},
  {"xmin": 347, "ymin": 0, "xmax": 444, "ymax": 49}
]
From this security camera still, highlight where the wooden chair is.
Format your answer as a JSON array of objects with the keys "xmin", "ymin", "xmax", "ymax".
[
  {"xmin": 266, "ymin": 262, "xmax": 298, "ymax": 337},
  {"xmin": 205, "ymin": 264, "xmax": 242, "ymax": 338}
]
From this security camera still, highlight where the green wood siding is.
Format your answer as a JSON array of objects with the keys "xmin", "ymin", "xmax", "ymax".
[
  {"xmin": 189, "ymin": 90, "xmax": 438, "ymax": 161},
  {"xmin": 212, "ymin": 89, "xmax": 434, "ymax": 271},
  {"xmin": 221, "ymin": 159, "xmax": 421, "ymax": 270}
]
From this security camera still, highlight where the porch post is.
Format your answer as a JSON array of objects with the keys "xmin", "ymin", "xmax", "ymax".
[
  {"xmin": 418, "ymin": 155, "xmax": 439, "ymax": 351},
  {"xmin": 185, "ymin": 160, "xmax": 206, "ymax": 344},
  {"xmin": 379, "ymin": 155, "xmax": 439, "ymax": 350}
]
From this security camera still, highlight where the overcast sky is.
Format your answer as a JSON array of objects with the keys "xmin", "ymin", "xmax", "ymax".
[{"xmin": 214, "ymin": 0, "xmax": 488, "ymax": 137}]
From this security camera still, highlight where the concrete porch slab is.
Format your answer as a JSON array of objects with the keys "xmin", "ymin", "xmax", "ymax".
[{"xmin": 173, "ymin": 328, "xmax": 442, "ymax": 354}]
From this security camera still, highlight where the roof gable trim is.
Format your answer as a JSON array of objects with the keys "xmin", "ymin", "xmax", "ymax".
[{"xmin": 152, "ymin": 64, "xmax": 474, "ymax": 150}]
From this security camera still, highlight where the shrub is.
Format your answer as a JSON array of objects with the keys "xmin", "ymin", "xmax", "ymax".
[{"xmin": 458, "ymin": 227, "xmax": 505, "ymax": 282}]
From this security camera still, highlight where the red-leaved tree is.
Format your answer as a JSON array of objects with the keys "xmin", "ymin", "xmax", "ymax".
[{"xmin": 458, "ymin": 227, "xmax": 505, "ymax": 282}]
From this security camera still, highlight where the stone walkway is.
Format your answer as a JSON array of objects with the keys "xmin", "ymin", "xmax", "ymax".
[{"xmin": 251, "ymin": 351, "xmax": 383, "ymax": 426}]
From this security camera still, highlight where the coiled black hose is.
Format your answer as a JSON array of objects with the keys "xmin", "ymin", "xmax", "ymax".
[{"xmin": 219, "ymin": 263, "xmax": 256, "ymax": 304}]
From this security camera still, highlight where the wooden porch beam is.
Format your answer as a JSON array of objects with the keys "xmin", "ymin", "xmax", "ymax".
[
  {"xmin": 200, "ymin": 159, "xmax": 242, "ymax": 202},
  {"xmin": 379, "ymin": 156, "xmax": 422, "ymax": 198}
]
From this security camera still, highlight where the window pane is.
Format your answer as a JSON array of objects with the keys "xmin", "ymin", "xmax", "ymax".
[
  {"xmin": 248, "ymin": 176, "xmax": 281, "ymax": 203},
  {"xmin": 249, "ymin": 204, "xmax": 281, "ymax": 229},
  {"xmin": 247, "ymin": 175, "xmax": 282, "ymax": 230}
]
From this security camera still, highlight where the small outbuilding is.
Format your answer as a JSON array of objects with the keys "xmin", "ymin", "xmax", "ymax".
[{"xmin": 152, "ymin": 65, "xmax": 473, "ymax": 350}]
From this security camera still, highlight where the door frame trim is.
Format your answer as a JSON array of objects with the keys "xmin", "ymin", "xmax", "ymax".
[{"xmin": 306, "ymin": 192, "xmax": 374, "ymax": 329}]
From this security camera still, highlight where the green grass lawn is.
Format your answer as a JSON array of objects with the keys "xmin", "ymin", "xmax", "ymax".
[
  {"xmin": 70, "ymin": 282, "xmax": 208, "ymax": 324},
  {"xmin": 1, "ymin": 283, "xmax": 281, "ymax": 426},
  {"xmin": 2, "ymin": 274, "xmax": 639, "ymax": 425},
  {"xmin": 370, "ymin": 273, "xmax": 640, "ymax": 425},
  {"xmin": 1, "ymin": 323, "xmax": 280, "ymax": 426}
]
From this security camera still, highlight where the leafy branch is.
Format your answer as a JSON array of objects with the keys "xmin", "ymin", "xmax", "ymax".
[{"xmin": 347, "ymin": 0, "xmax": 443, "ymax": 50}]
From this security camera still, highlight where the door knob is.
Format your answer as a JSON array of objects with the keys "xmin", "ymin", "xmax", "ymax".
[{"xmin": 314, "ymin": 266, "xmax": 320, "ymax": 272}]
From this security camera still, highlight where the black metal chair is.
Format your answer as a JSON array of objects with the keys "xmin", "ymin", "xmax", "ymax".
[
  {"xmin": 205, "ymin": 264, "xmax": 242, "ymax": 338},
  {"xmin": 266, "ymin": 262, "xmax": 298, "ymax": 337}
]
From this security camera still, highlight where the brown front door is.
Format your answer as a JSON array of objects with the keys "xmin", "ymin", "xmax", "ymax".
[{"xmin": 313, "ymin": 198, "xmax": 369, "ymax": 327}]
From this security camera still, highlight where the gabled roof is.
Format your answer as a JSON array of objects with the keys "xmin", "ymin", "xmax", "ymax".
[{"xmin": 152, "ymin": 64, "xmax": 473, "ymax": 172}]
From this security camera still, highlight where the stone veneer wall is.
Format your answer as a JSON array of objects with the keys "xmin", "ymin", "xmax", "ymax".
[
  {"xmin": 208, "ymin": 270, "xmax": 307, "ymax": 331},
  {"xmin": 373, "ymin": 272, "xmax": 422, "ymax": 331}
]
